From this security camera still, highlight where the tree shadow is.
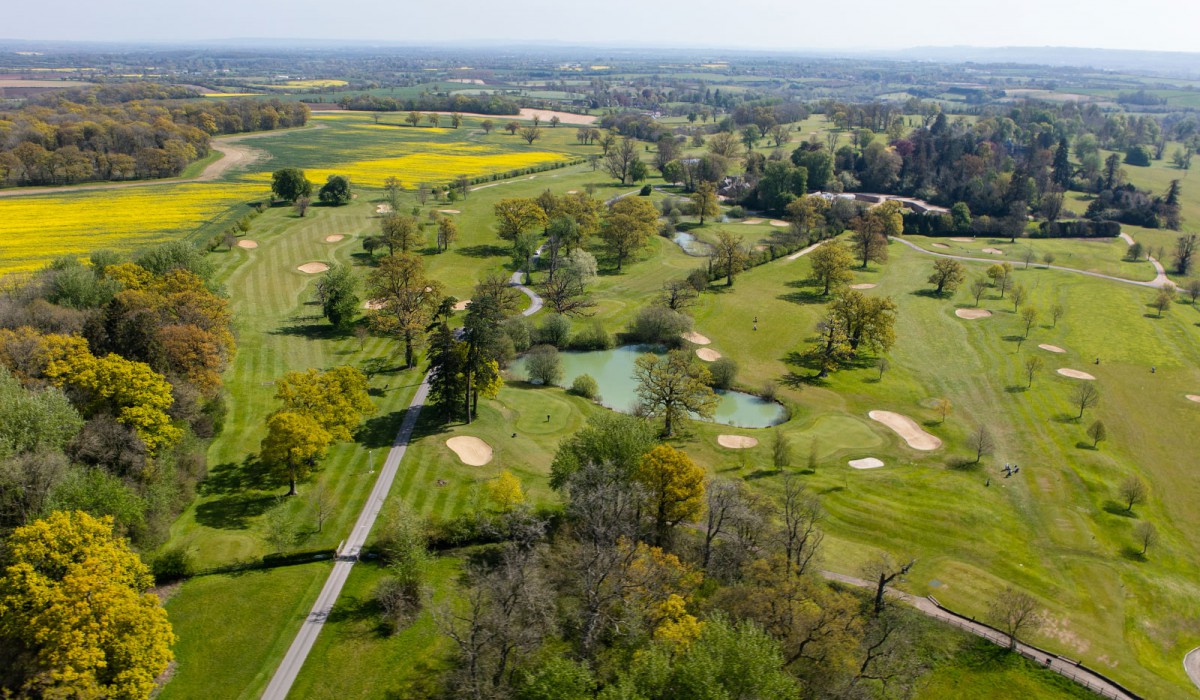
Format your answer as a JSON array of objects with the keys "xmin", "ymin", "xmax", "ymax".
[
  {"xmin": 1053, "ymin": 413, "xmax": 1080, "ymax": 424},
  {"xmin": 1102, "ymin": 501, "xmax": 1138, "ymax": 518},
  {"xmin": 819, "ymin": 485, "xmax": 846, "ymax": 495},
  {"xmin": 194, "ymin": 492, "xmax": 278, "ymax": 530},
  {"xmin": 778, "ymin": 288, "xmax": 827, "ymax": 305},
  {"xmin": 456, "ymin": 244, "xmax": 509, "ymax": 259},
  {"xmin": 1005, "ymin": 385, "xmax": 1028, "ymax": 393},
  {"xmin": 356, "ymin": 410, "xmax": 412, "ymax": 449},
  {"xmin": 744, "ymin": 469, "xmax": 780, "ymax": 481},
  {"xmin": 1119, "ymin": 547, "xmax": 1147, "ymax": 562},
  {"xmin": 910, "ymin": 289, "xmax": 947, "ymax": 299},
  {"xmin": 1075, "ymin": 441, "xmax": 1099, "ymax": 451},
  {"xmin": 946, "ymin": 456, "xmax": 980, "ymax": 471},
  {"xmin": 272, "ymin": 321, "xmax": 340, "ymax": 340},
  {"xmin": 200, "ymin": 455, "xmax": 273, "ymax": 496}
]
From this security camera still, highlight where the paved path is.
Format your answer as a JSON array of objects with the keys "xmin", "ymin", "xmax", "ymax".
[
  {"xmin": 823, "ymin": 571, "xmax": 1141, "ymax": 700},
  {"xmin": 1185, "ymin": 647, "xmax": 1200, "ymax": 692},
  {"xmin": 510, "ymin": 270, "xmax": 544, "ymax": 315},
  {"xmin": 0, "ymin": 123, "xmax": 322, "ymax": 198},
  {"xmin": 891, "ymin": 236, "xmax": 1170, "ymax": 289},
  {"xmin": 261, "ymin": 377, "xmax": 430, "ymax": 699},
  {"xmin": 787, "ymin": 241, "xmax": 822, "ymax": 261}
]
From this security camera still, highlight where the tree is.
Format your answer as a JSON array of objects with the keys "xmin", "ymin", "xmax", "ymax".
[
  {"xmin": 519, "ymin": 125, "xmax": 542, "ymax": 145},
  {"xmin": 712, "ymin": 231, "xmax": 748, "ymax": 286},
  {"xmin": 969, "ymin": 424, "xmax": 995, "ymax": 464},
  {"xmin": 969, "ymin": 277, "xmax": 989, "ymax": 306},
  {"xmin": 635, "ymin": 445, "xmax": 706, "ymax": 545},
  {"xmin": 406, "ymin": 111, "xmax": 422, "ymax": 127},
  {"xmin": 261, "ymin": 411, "xmax": 331, "ymax": 495},
  {"xmin": 540, "ymin": 269, "xmax": 595, "ymax": 316},
  {"xmin": 487, "ymin": 470, "xmax": 525, "ymax": 513},
  {"xmin": 988, "ymin": 587, "xmax": 1041, "ymax": 651},
  {"xmin": 274, "ymin": 366, "xmax": 375, "ymax": 441},
  {"xmin": 367, "ymin": 254, "xmax": 444, "ymax": 368},
  {"xmin": 848, "ymin": 215, "xmax": 889, "ymax": 269},
  {"xmin": 1134, "ymin": 521, "xmax": 1159, "ymax": 556},
  {"xmin": 1118, "ymin": 475, "xmax": 1147, "ymax": 513},
  {"xmin": 525, "ymin": 345, "xmax": 563, "ymax": 386},
  {"xmin": 634, "ymin": 350, "xmax": 719, "ymax": 437},
  {"xmin": 1153, "ymin": 286, "xmax": 1176, "ymax": 317},
  {"xmin": 436, "ymin": 216, "xmax": 459, "ymax": 253},
  {"xmin": 380, "ymin": 214, "xmax": 424, "ymax": 255},
  {"xmin": 0, "ymin": 511, "xmax": 175, "ymax": 699},
  {"xmin": 1187, "ymin": 279, "xmax": 1200, "ymax": 305},
  {"xmin": 772, "ymin": 429, "xmax": 792, "ymax": 469},
  {"xmin": 271, "ymin": 167, "xmax": 312, "ymax": 203},
  {"xmin": 317, "ymin": 174, "xmax": 352, "ymax": 206},
  {"xmin": 691, "ymin": 180, "xmax": 720, "ymax": 225},
  {"xmin": 427, "ymin": 112, "xmax": 440, "ymax": 128},
  {"xmin": 1024, "ymin": 355, "xmax": 1044, "ymax": 388},
  {"xmin": 928, "ymin": 259, "xmax": 965, "ymax": 296},
  {"xmin": 1050, "ymin": 303, "xmax": 1066, "ymax": 327},
  {"xmin": 830, "ymin": 289, "xmax": 898, "ymax": 355},
  {"xmin": 293, "ymin": 196, "xmax": 311, "ymax": 217},
  {"xmin": 862, "ymin": 554, "xmax": 914, "ymax": 615},
  {"xmin": 807, "ymin": 242, "xmax": 854, "ymax": 296},
  {"xmin": 316, "ymin": 263, "xmax": 359, "ymax": 330},
  {"xmin": 934, "ymin": 397, "xmax": 952, "ymax": 423},
  {"xmin": 481, "ymin": 119, "xmax": 494, "ymax": 134},
  {"xmin": 987, "ymin": 263, "xmax": 1014, "ymax": 298},
  {"xmin": 1174, "ymin": 233, "xmax": 1197, "ymax": 275},
  {"xmin": 659, "ymin": 278, "xmax": 699, "ymax": 310},
  {"xmin": 493, "ymin": 197, "xmax": 548, "ymax": 242},
  {"xmin": 951, "ymin": 201, "xmax": 972, "ymax": 232},
  {"xmin": 807, "ymin": 311, "xmax": 853, "ymax": 378},
  {"xmin": 1010, "ymin": 285, "xmax": 1028, "ymax": 313},
  {"xmin": 1020, "ymin": 305, "xmax": 1039, "ymax": 338},
  {"xmin": 1086, "ymin": 419, "xmax": 1107, "ymax": 449},
  {"xmin": 601, "ymin": 196, "xmax": 658, "ymax": 272},
  {"xmin": 1072, "ymin": 383, "xmax": 1100, "ymax": 420},
  {"xmin": 549, "ymin": 412, "xmax": 657, "ymax": 490}
]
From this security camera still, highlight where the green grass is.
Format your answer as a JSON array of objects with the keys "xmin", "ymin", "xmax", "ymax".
[{"xmin": 901, "ymin": 234, "xmax": 1158, "ymax": 282}]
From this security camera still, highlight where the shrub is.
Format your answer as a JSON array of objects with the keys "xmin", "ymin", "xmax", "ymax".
[
  {"xmin": 627, "ymin": 305, "xmax": 692, "ymax": 345},
  {"xmin": 537, "ymin": 313, "xmax": 572, "ymax": 348},
  {"xmin": 687, "ymin": 268, "xmax": 711, "ymax": 292},
  {"xmin": 571, "ymin": 321, "xmax": 613, "ymax": 350},
  {"xmin": 726, "ymin": 205, "xmax": 746, "ymax": 219},
  {"xmin": 151, "ymin": 544, "xmax": 194, "ymax": 582},
  {"xmin": 761, "ymin": 381, "xmax": 778, "ymax": 402},
  {"xmin": 1124, "ymin": 145, "xmax": 1152, "ymax": 167},
  {"xmin": 639, "ymin": 184, "xmax": 653, "ymax": 196},
  {"xmin": 708, "ymin": 357, "xmax": 738, "ymax": 390},
  {"xmin": 504, "ymin": 316, "xmax": 532, "ymax": 352},
  {"xmin": 525, "ymin": 345, "xmax": 563, "ymax": 386},
  {"xmin": 570, "ymin": 374, "xmax": 601, "ymax": 401},
  {"xmin": 375, "ymin": 575, "xmax": 420, "ymax": 633}
]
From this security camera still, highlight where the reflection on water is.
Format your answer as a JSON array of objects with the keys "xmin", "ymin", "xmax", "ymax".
[{"xmin": 512, "ymin": 345, "xmax": 786, "ymax": 429}]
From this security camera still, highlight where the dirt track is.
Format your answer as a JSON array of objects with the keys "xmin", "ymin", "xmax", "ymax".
[{"xmin": 0, "ymin": 123, "xmax": 324, "ymax": 198}]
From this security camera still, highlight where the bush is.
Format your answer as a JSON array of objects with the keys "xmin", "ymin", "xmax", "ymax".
[
  {"xmin": 570, "ymin": 374, "xmax": 601, "ymax": 401},
  {"xmin": 687, "ymin": 268, "xmax": 711, "ymax": 292},
  {"xmin": 375, "ymin": 575, "xmax": 420, "ymax": 634},
  {"xmin": 639, "ymin": 184, "xmax": 653, "ymax": 196},
  {"xmin": 503, "ymin": 317, "xmax": 533, "ymax": 353},
  {"xmin": 708, "ymin": 357, "xmax": 738, "ymax": 390},
  {"xmin": 1124, "ymin": 145, "xmax": 1152, "ymax": 167},
  {"xmin": 525, "ymin": 345, "xmax": 563, "ymax": 386},
  {"xmin": 726, "ymin": 205, "xmax": 746, "ymax": 219},
  {"xmin": 571, "ymin": 321, "xmax": 613, "ymax": 350},
  {"xmin": 761, "ymin": 381, "xmax": 778, "ymax": 402},
  {"xmin": 627, "ymin": 305, "xmax": 692, "ymax": 345},
  {"xmin": 537, "ymin": 313, "xmax": 572, "ymax": 348},
  {"xmin": 151, "ymin": 544, "xmax": 194, "ymax": 583}
]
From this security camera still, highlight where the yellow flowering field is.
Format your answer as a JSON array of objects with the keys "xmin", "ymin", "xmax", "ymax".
[{"xmin": 0, "ymin": 181, "xmax": 264, "ymax": 274}]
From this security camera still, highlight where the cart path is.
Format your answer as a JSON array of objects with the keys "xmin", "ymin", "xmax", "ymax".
[
  {"xmin": 1185, "ymin": 647, "xmax": 1200, "ymax": 692},
  {"xmin": 0, "ymin": 123, "xmax": 324, "ymax": 198}
]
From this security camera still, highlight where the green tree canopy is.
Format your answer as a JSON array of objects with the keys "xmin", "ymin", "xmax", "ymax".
[{"xmin": 271, "ymin": 168, "xmax": 312, "ymax": 203}]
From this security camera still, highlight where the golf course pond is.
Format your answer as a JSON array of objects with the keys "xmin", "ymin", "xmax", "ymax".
[{"xmin": 512, "ymin": 345, "xmax": 787, "ymax": 428}]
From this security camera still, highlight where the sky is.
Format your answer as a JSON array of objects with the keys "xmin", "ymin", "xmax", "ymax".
[{"xmin": 6, "ymin": 0, "xmax": 1200, "ymax": 54}]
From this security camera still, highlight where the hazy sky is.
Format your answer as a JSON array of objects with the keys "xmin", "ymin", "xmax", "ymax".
[{"xmin": 7, "ymin": 0, "xmax": 1200, "ymax": 53}]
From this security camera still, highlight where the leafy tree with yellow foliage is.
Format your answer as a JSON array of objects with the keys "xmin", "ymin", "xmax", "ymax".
[
  {"xmin": 0, "ymin": 511, "xmax": 174, "ymax": 698},
  {"xmin": 635, "ymin": 445, "xmax": 706, "ymax": 545},
  {"xmin": 273, "ymin": 366, "xmax": 375, "ymax": 442},
  {"xmin": 260, "ymin": 411, "xmax": 332, "ymax": 496},
  {"xmin": 487, "ymin": 470, "xmax": 525, "ymax": 513}
]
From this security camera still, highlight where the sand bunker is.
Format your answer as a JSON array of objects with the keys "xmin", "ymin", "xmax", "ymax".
[
  {"xmin": 769, "ymin": 220, "xmax": 789, "ymax": 227},
  {"xmin": 849, "ymin": 457, "xmax": 885, "ymax": 470},
  {"xmin": 438, "ymin": 209, "xmax": 461, "ymax": 214},
  {"xmin": 982, "ymin": 247, "xmax": 1005, "ymax": 255},
  {"xmin": 955, "ymin": 308, "xmax": 992, "ymax": 319},
  {"xmin": 1186, "ymin": 395, "xmax": 1200, "ymax": 403},
  {"xmin": 950, "ymin": 237, "xmax": 975, "ymax": 242},
  {"xmin": 931, "ymin": 243, "xmax": 950, "ymax": 249},
  {"xmin": 696, "ymin": 348, "xmax": 722, "ymax": 362},
  {"xmin": 717, "ymin": 435, "xmax": 758, "ymax": 449},
  {"xmin": 236, "ymin": 240, "xmax": 258, "ymax": 249},
  {"xmin": 297, "ymin": 262, "xmax": 330, "ymax": 274},
  {"xmin": 452, "ymin": 299, "xmax": 471, "ymax": 311},
  {"xmin": 850, "ymin": 283, "xmax": 877, "ymax": 289},
  {"xmin": 742, "ymin": 218, "xmax": 764, "ymax": 225},
  {"xmin": 1038, "ymin": 344, "xmax": 1067, "ymax": 354},
  {"xmin": 375, "ymin": 204, "xmax": 393, "ymax": 214},
  {"xmin": 868, "ymin": 410, "xmax": 943, "ymax": 451},
  {"xmin": 363, "ymin": 299, "xmax": 386, "ymax": 310},
  {"xmin": 1057, "ymin": 368, "xmax": 1096, "ymax": 380},
  {"xmin": 324, "ymin": 234, "xmax": 345, "ymax": 243},
  {"xmin": 446, "ymin": 436, "xmax": 493, "ymax": 466},
  {"xmin": 682, "ymin": 331, "xmax": 711, "ymax": 345},
  {"xmin": 567, "ymin": 190, "xmax": 578, "ymax": 194}
]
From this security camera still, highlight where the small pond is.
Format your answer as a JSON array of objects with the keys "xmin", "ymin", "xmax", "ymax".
[
  {"xmin": 511, "ymin": 345, "xmax": 787, "ymax": 429},
  {"xmin": 672, "ymin": 231, "xmax": 713, "ymax": 257}
]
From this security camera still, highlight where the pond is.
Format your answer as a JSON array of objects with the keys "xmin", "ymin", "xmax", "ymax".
[
  {"xmin": 672, "ymin": 231, "xmax": 713, "ymax": 257},
  {"xmin": 511, "ymin": 345, "xmax": 787, "ymax": 429}
]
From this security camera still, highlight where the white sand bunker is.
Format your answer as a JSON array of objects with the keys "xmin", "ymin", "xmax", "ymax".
[
  {"xmin": 446, "ymin": 436, "xmax": 493, "ymax": 466},
  {"xmin": 717, "ymin": 435, "xmax": 758, "ymax": 449},
  {"xmin": 297, "ymin": 262, "xmax": 330, "ymax": 274},
  {"xmin": 375, "ymin": 204, "xmax": 393, "ymax": 214},
  {"xmin": 324, "ymin": 234, "xmax": 345, "ymax": 243},
  {"xmin": 769, "ymin": 220, "xmax": 789, "ymax": 227},
  {"xmin": 567, "ymin": 190, "xmax": 578, "ymax": 194},
  {"xmin": 696, "ymin": 348, "xmax": 722, "ymax": 362},
  {"xmin": 982, "ymin": 247, "xmax": 1005, "ymax": 255},
  {"xmin": 1057, "ymin": 368, "xmax": 1096, "ymax": 380},
  {"xmin": 742, "ymin": 218, "xmax": 764, "ymax": 225},
  {"xmin": 682, "ymin": 331, "xmax": 711, "ymax": 345},
  {"xmin": 950, "ymin": 237, "xmax": 974, "ymax": 242},
  {"xmin": 236, "ymin": 240, "xmax": 258, "ymax": 249},
  {"xmin": 955, "ymin": 308, "xmax": 992, "ymax": 319},
  {"xmin": 438, "ymin": 209, "xmax": 461, "ymax": 214},
  {"xmin": 1039, "ymin": 344, "xmax": 1067, "ymax": 354},
  {"xmin": 931, "ymin": 243, "xmax": 950, "ymax": 249},
  {"xmin": 849, "ymin": 457, "xmax": 885, "ymax": 469},
  {"xmin": 452, "ymin": 299, "xmax": 471, "ymax": 311},
  {"xmin": 869, "ymin": 410, "xmax": 943, "ymax": 451},
  {"xmin": 1186, "ymin": 394, "xmax": 1200, "ymax": 403},
  {"xmin": 363, "ymin": 299, "xmax": 386, "ymax": 310},
  {"xmin": 850, "ymin": 283, "xmax": 877, "ymax": 289}
]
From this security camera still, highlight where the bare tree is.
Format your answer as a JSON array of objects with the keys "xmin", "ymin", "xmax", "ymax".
[
  {"xmin": 1072, "ymin": 383, "xmax": 1100, "ymax": 420},
  {"xmin": 539, "ymin": 272, "xmax": 596, "ymax": 317},
  {"xmin": 659, "ymin": 278, "xmax": 699, "ymax": 311},
  {"xmin": 1118, "ymin": 475, "xmax": 1147, "ymax": 513},
  {"xmin": 519, "ymin": 125, "xmax": 541, "ymax": 145},
  {"xmin": 862, "ymin": 554, "xmax": 915, "ymax": 616},
  {"xmin": 1134, "ymin": 521, "xmax": 1159, "ymax": 556},
  {"xmin": 702, "ymin": 479, "xmax": 746, "ymax": 572},
  {"xmin": 1024, "ymin": 355, "xmax": 1044, "ymax": 388},
  {"xmin": 934, "ymin": 397, "xmax": 952, "ymax": 424},
  {"xmin": 778, "ymin": 474, "xmax": 824, "ymax": 577},
  {"xmin": 1087, "ymin": 419, "xmax": 1107, "ymax": 448},
  {"xmin": 988, "ymin": 586, "xmax": 1042, "ymax": 650},
  {"xmin": 970, "ymin": 425, "xmax": 994, "ymax": 464},
  {"xmin": 1050, "ymin": 303, "xmax": 1066, "ymax": 327},
  {"xmin": 308, "ymin": 480, "xmax": 334, "ymax": 533}
]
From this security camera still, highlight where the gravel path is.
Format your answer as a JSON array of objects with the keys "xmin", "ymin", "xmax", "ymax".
[{"xmin": 1185, "ymin": 647, "xmax": 1200, "ymax": 692}]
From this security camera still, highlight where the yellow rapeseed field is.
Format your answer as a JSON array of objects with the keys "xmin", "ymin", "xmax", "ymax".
[{"xmin": 0, "ymin": 182, "xmax": 264, "ymax": 274}]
